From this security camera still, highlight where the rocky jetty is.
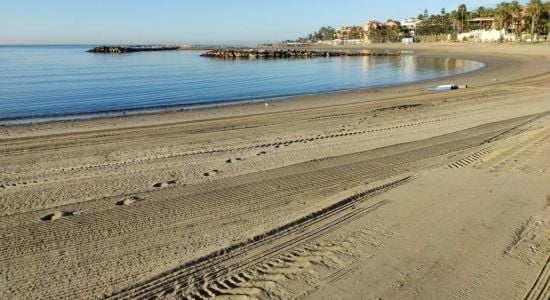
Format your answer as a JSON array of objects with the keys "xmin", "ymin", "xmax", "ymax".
[
  {"xmin": 87, "ymin": 45, "xmax": 181, "ymax": 53},
  {"xmin": 201, "ymin": 49, "xmax": 401, "ymax": 59}
]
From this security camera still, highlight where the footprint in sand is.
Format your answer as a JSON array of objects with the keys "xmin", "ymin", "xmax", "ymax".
[
  {"xmin": 116, "ymin": 196, "xmax": 145, "ymax": 206},
  {"xmin": 203, "ymin": 170, "xmax": 220, "ymax": 177},
  {"xmin": 225, "ymin": 158, "xmax": 243, "ymax": 164},
  {"xmin": 256, "ymin": 151, "xmax": 267, "ymax": 156},
  {"xmin": 42, "ymin": 211, "xmax": 80, "ymax": 221},
  {"xmin": 153, "ymin": 180, "xmax": 178, "ymax": 188}
]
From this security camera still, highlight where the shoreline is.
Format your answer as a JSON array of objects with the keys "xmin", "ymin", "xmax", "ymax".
[
  {"xmin": 2, "ymin": 43, "xmax": 549, "ymax": 138},
  {"xmin": 0, "ymin": 55, "xmax": 485, "ymax": 126}
]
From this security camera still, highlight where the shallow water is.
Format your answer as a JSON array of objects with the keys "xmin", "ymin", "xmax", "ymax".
[{"xmin": 0, "ymin": 45, "xmax": 484, "ymax": 122}]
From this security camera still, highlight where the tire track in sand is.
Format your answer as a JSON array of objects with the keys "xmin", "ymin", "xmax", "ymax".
[{"xmin": 108, "ymin": 177, "xmax": 412, "ymax": 299}]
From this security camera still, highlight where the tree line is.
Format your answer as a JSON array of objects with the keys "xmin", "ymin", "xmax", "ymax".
[
  {"xmin": 295, "ymin": 26, "xmax": 337, "ymax": 42},
  {"xmin": 291, "ymin": 0, "xmax": 549, "ymax": 43},
  {"xmin": 417, "ymin": 0, "xmax": 550, "ymax": 40}
]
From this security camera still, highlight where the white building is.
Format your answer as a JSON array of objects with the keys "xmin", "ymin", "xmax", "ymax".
[
  {"xmin": 457, "ymin": 29, "xmax": 517, "ymax": 42},
  {"xmin": 401, "ymin": 18, "xmax": 422, "ymax": 36}
]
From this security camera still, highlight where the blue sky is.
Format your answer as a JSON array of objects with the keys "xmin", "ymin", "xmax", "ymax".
[{"xmin": 0, "ymin": 0, "xmax": 499, "ymax": 45}]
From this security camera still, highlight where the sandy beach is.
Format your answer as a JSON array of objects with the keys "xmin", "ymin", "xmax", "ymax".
[{"xmin": 1, "ymin": 44, "xmax": 550, "ymax": 299}]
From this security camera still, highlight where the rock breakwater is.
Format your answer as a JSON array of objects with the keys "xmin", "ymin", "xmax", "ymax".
[
  {"xmin": 201, "ymin": 49, "xmax": 401, "ymax": 59},
  {"xmin": 87, "ymin": 45, "xmax": 181, "ymax": 53}
]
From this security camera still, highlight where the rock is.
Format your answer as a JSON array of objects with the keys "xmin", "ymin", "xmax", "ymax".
[
  {"xmin": 201, "ymin": 48, "xmax": 401, "ymax": 59},
  {"xmin": 87, "ymin": 45, "xmax": 180, "ymax": 54}
]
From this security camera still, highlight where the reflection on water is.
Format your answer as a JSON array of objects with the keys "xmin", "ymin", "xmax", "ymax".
[{"xmin": 0, "ymin": 46, "xmax": 484, "ymax": 122}]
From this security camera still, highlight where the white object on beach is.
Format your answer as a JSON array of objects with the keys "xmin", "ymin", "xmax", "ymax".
[
  {"xmin": 427, "ymin": 84, "xmax": 468, "ymax": 91},
  {"xmin": 437, "ymin": 84, "xmax": 457, "ymax": 89},
  {"xmin": 427, "ymin": 84, "xmax": 464, "ymax": 91}
]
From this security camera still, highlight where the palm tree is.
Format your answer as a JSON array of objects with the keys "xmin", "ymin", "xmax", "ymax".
[
  {"xmin": 527, "ymin": 0, "xmax": 543, "ymax": 41},
  {"xmin": 450, "ymin": 10, "xmax": 459, "ymax": 33},
  {"xmin": 545, "ymin": 1, "xmax": 550, "ymax": 36},
  {"xmin": 495, "ymin": 2, "xmax": 513, "ymax": 30},
  {"xmin": 509, "ymin": 1, "xmax": 523, "ymax": 37},
  {"xmin": 476, "ymin": 6, "xmax": 490, "ymax": 18},
  {"xmin": 457, "ymin": 4, "xmax": 468, "ymax": 33}
]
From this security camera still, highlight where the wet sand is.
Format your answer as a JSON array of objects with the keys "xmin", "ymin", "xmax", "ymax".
[{"xmin": 1, "ymin": 44, "xmax": 549, "ymax": 299}]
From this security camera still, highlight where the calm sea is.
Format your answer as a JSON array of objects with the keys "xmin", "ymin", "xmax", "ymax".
[{"xmin": 0, "ymin": 45, "xmax": 484, "ymax": 123}]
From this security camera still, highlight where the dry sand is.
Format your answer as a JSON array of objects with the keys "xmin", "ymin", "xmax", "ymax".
[{"xmin": 0, "ymin": 44, "xmax": 549, "ymax": 299}]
